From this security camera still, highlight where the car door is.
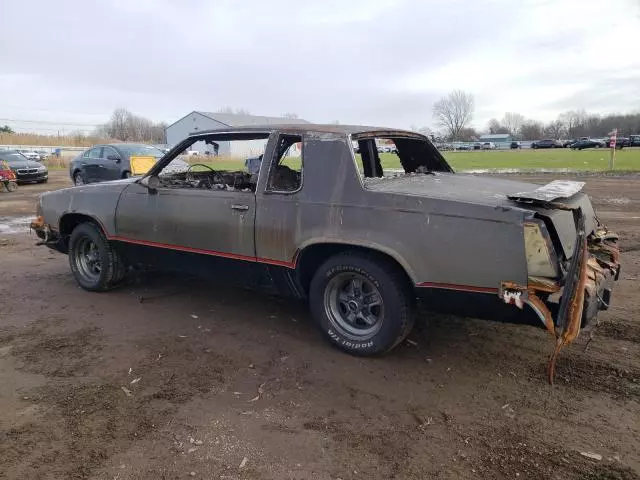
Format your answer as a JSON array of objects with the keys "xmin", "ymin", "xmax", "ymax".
[
  {"xmin": 114, "ymin": 174, "xmax": 257, "ymax": 263},
  {"xmin": 84, "ymin": 147, "xmax": 103, "ymax": 182},
  {"xmin": 101, "ymin": 146, "xmax": 123, "ymax": 181}
]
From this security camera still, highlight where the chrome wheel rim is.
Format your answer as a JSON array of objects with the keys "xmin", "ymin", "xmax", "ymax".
[
  {"xmin": 75, "ymin": 174, "xmax": 84, "ymax": 185},
  {"xmin": 324, "ymin": 273, "xmax": 384, "ymax": 340},
  {"xmin": 74, "ymin": 237, "xmax": 102, "ymax": 282}
]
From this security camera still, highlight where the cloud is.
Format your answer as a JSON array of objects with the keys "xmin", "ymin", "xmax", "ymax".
[{"xmin": 1, "ymin": 0, "xmax": 639, "ymax": 134}]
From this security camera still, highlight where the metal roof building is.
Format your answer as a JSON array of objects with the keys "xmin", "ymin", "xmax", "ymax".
[{"xmin": 165, "ymin": 111, "xmax": 310, "ymax": 157}]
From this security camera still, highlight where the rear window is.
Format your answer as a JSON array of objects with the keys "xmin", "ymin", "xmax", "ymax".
[{"xmin": 351, "ymin": 135, "xmax": 451, "ymax": 180}]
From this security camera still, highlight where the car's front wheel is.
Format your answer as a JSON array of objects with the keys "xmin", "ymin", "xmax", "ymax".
[
  {"xmin": 68, "ymin": 223, "xmax": 126, "ymax": 291},
  {"xmin": 74, "ymin": 171, "xmax": 86, "ymax": 185},
  {"xmin": 309, "ymin": 252, "xmax": 414, "ymax": 356}
]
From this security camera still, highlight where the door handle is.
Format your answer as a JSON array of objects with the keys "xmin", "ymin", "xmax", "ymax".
[{"xmin": 231, "ymin": 204, "xmax": 249, "ymax": 211}]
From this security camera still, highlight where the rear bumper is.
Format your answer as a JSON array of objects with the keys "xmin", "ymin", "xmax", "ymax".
[{"xmin": 502, "ymin": 223, "xmax": 620, "ymax": 337}]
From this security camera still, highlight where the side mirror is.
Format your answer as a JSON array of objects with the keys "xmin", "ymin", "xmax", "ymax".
[
  {"xmin": 107, "ymin": 154, "xmax": 121, "ymax": 163},
  {"xmin": 139, "ymin": 175, "xmax": 160, "ymax": 193}
]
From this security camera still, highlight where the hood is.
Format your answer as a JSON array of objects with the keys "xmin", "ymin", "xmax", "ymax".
[
  {"xmin": 364, "ymin": 172, "xmax": 541, "ymax": 208},
  {"xmin": 9, "ymin": 159, "xmax": 44, "ymax": 170}
]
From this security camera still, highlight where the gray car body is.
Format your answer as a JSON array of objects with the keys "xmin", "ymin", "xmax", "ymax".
[{"xmin": 37, "ymin": 124, "xmax": 595, "ymax": 296}]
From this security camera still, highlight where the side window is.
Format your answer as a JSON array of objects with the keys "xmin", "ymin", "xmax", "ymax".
[
  {"xmin": 155, "ymin": 135, "xmax": 270, "ymax": 193},
  {"xmin": 266, "ymin": 134, "xmax": 303, "ymax": 192},
  {"xmin": 103, "ymin": 146, "xmax": 118, "ymax": 159},
  {"xmin": 88, "ymin": 147, "xmax": 103, "ymax": 159}
]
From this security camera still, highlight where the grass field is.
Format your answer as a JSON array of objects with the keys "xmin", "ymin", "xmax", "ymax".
[
  {"xmin": 48, "ymin": 147, "xmax": 640, "ymax": 172},
  {"xmin": 184, "ymin": 148, "xmax": 640, "ymax": 173},
  {"xmin": 440, "ymin": 148, "xmax": 640, "ymax": 171}
]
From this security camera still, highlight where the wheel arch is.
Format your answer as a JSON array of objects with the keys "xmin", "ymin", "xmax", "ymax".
[
  {"xmin": 295, "ymin": 241, "xmax": 417, "ymax": 295},
  {"xmin": 59, "ymin": 212, "xmax": 108, "ymax": 237}
]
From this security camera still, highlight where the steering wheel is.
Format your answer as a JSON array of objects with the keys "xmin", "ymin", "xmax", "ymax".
[{"xmin": 185, "ymin": 164, "xmax": 225, "ymax": 184}]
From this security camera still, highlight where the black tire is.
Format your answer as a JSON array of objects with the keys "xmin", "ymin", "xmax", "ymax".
[
  {"xmin": 122, "ymin": 171, "xmax": 131, "ymax": 179},
  {"xmin": 309, "ymin": 252, "xmax": 414, "ymax": 356},
  {"xmin": 74, "ymin": 171, "xmax": 86, "ymax": 185},
  {"xmin": 68, "ymin": 223, "xmax": 125, "ymax": 292}
]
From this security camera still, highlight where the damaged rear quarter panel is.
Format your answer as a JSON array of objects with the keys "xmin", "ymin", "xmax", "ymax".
[{"xmin": 255, "ymin": 134, "xmax": 529, "ymax": 289}]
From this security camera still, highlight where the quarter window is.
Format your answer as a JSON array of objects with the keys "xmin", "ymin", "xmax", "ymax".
[{"xmin": 266, "ymin": 134, "xmax": 303, "ymax": 192}]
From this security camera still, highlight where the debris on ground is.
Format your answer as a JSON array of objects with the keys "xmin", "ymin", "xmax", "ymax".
[
  {"xmin": 249, "ymin": 382, "xmax": 266, "ymax": 402},
  {"xmin": 130, "ymin": 377, "xmax": 141, "ymax": 384},
  {"xmin": 121, "ymin": 386, "xmax": 133, "ymax": 397},
  {"xmin": 239, "ymin": 457, "xmax": 248, "ymax": 469},
  {"xmin": 580, "ymin": 452, "xmax": 603, "ymax": 461}
]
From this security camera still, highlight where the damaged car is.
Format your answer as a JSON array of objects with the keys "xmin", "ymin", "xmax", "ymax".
[{"xmin": 31, "ymin": 124, "xmax": 620, "ymax": 382}]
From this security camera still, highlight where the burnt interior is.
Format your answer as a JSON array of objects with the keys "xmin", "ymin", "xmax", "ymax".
[{"xmin": 156, "ymin": 132, "xmax": 302, "ymax": 193}]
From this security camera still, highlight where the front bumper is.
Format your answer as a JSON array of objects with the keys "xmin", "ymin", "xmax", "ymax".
[
  {"xmin": 16, "ymin": 171, "xmax": 48, "ymax": 183},
  {"xmin": 30, "ymin": 217, "xmax": 67, "ymax": 253}
]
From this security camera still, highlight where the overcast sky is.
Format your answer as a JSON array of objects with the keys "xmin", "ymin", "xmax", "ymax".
[{"xmin": 1, "ymin": 0, "xmax": 639, "ymax": 134}]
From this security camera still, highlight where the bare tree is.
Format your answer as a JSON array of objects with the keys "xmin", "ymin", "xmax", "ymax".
[
  {"xmin": 520, "ymin": 121, "xmax": 544, "ymax": 140},
  {"xmin": 544, "ymin": 120, "xmax": 565, "ymax": 139},
  {"xmin": 97, "ymin": 108, "xmax": 166, "ymax": 143},
  {"xmin": 487, "ymin": 118, "xmax": 509, "ymax": 135},
  {"xmin": 281, "ymin": 112, "xmax": 299, "ymax": 119},
  {"xmin": 457, "ymin": 127, "xmax": 479, "ymax": 142},
  {"xmin": 559, "ymin": 110, "xmax": 589, "ymax": 138},
  {"xmin": 432, "ymin": 90, "xmax": 474, "ymax": 141},
  {"xmin": 502, "ymin": 112, "xmax": 525, "ymax": 137}
]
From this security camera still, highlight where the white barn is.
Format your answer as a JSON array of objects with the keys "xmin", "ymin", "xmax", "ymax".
[{"xmin": 165, "ymin": 111, "xmax": 310, "ymax": 157}]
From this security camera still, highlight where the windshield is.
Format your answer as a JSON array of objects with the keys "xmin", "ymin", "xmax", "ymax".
[
  {"xmin": 0, "ymin": 152, "xmax": 28, "ymax": 163},
  {"xmin": 118, "ymin": 145, "xmax": 165, "ymax": 158}
]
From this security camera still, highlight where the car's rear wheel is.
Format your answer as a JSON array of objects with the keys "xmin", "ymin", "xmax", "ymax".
[
  {"xmin": 122, "ymin": 171, "xmax": 131, "ymax": 179},
  {"xmin": 68, "ymin": 223, "xmax": 125, "ymax": 291},
  {"xmin": 309, "ymin": 252, "xmax": 414, "ymax": 356},
  {"xmin": 74, "ymin": 171, "xmax": 86, "ymax": 185}
]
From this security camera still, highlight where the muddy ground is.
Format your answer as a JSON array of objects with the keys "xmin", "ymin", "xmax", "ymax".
[{"xmin": 1, "ymin": 171, "xmax": 639, "ymax": 480}]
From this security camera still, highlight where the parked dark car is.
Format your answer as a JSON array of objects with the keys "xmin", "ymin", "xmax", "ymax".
[
  {"xmin": 0, "ymin": 150, "xmax": 48, "ymax": 184},
  {"xmin": 31, "ymin": 123, "xmax": 621, "ymax": 382},
  {"xmin": 562, "ymin": 139, "xmax": 577, "ymax": 148},
  {"xmin": 605, "ymin": 135, "xmax": 640, "ymax": 149},
  {"xmin": 69, "ymin": 143, "xmax": 170, "ymax": 185},
  {"xmin": 531, "ymin": 139, "xmax": 561, "ymax": 149},
  {"xmin": 510, "ymin": 141, "xmax": 521, "ymax": 149},
  {"xmin": 604, "ymin": 137, "xmax": 629, "ymax": 149},
  {"xmin": 571, "ymin": 139, "xmax": 603, "ymax": 150}
]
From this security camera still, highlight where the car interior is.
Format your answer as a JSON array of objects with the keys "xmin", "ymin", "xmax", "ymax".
[{"xmin": 156, "ymin": 134, "xmax": 302, "ymax": 193}]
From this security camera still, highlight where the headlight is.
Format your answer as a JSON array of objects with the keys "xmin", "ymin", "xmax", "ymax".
[
  {"xmin": 524, "ymin": 219, "xmax": 559, "ymax": 278},
  {"xmin": 38, "ymin": 166, "xmax": 47, "ymax": 172}
]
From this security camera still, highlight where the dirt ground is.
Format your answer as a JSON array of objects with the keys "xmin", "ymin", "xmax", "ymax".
[{"xmin": 1, "ymin": 171, "xmax": 639, "ymax": 480}]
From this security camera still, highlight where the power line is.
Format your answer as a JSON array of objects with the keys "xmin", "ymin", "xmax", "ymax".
[
  {"xmin": 0, "ymin": 103, "xmax": 108, "ymax": 117},
  {"xmin": 0, "ymin": 117, "xmax": 101, "ymax": 127}
]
